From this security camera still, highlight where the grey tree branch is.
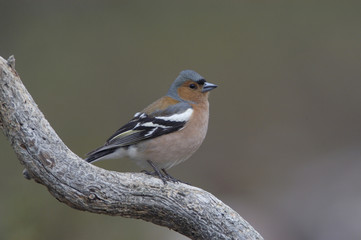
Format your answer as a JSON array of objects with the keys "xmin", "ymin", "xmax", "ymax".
[{"xmin": 0, "ymin": 56, "xmax": 263, "ymax": 240}]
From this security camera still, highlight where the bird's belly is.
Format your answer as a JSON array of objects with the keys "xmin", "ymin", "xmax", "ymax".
[{"xmin": 131, "ymin": 126, "xmax": 207, "ymax": 170}]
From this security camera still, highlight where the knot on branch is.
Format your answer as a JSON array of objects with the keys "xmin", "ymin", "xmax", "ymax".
[
  {"xmin": 22, "ymin": 168, "xmax": 32, "ymax": 180},
  {"xmin": 7, "ymin": 55, "xmax": 16, "ymax": 69}
]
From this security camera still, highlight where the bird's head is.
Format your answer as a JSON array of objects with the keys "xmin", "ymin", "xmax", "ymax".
[{"xmin": 167, "ymin": 70, "xmax": 217, "ymax": 104}]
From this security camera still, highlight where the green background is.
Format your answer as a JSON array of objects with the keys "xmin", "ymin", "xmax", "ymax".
[{"xmin": 1, "ymin": 1, "xmax": 361, "ymax": 239}]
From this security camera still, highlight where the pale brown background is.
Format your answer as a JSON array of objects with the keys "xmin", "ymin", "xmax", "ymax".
[{"xmin": 1, "ymin": 1, "xmax": 361, "ymax": 240}]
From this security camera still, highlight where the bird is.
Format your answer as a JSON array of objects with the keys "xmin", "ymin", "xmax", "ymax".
[{"xmin": 85, "ymin": 70, "xmax": 217, "ymax": 183}]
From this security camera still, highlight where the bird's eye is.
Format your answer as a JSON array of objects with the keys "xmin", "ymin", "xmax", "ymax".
[{"xmin": 189, "ymin": 84, "xmax": 197, "ymax": 89}]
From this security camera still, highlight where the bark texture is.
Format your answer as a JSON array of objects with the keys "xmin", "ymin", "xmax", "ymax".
[{"xmin": 0, "ymin": 56, "xmax": 263, "ymax": 240}]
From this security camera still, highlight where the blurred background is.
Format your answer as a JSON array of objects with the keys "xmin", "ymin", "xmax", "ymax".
[{"xmin": 1, "ymin": 1, "xmax": 361, "ymax": 239}]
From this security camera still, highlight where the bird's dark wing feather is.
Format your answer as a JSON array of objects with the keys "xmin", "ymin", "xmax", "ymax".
[{"xmin": 105, "ymin": 102, "xmax": 193, "ymax": 147}]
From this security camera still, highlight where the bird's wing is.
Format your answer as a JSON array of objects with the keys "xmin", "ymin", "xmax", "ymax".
[{"xmin": 105, "ymin": 102, "xmax": 193, "ymax": 147}]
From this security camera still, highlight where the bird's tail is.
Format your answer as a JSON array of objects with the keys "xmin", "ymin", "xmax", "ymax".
[{"xmin": 84, "ymin": 145, "xmax": 118, "ymax": 163}]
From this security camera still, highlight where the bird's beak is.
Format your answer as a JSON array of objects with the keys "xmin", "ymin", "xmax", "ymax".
[{"xmin": 202, "ymin": 82, "xmax": 218, "ymax": 92}]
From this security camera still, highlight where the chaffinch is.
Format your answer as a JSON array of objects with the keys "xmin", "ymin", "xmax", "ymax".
[{"xmin": 85, "ymin": 70, "xmax": 217, "ymax": 183}]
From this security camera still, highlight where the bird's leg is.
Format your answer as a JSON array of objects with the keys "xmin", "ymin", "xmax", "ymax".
[
  {"xmin": 161, "ymin": 168, "xmax": 180, "ymax": 183},
  {"xmin": 143, "ymin": 160, "xmax": 167, "ymax": 184}
]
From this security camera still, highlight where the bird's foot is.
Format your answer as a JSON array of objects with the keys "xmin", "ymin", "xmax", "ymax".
[
  {"xmin": 161, "ymin": 168, "xmax": 181, "ymax": 183},
  {"xmin": 142, "ymin": 160, "xmax": 184, "ymax": 184}
]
